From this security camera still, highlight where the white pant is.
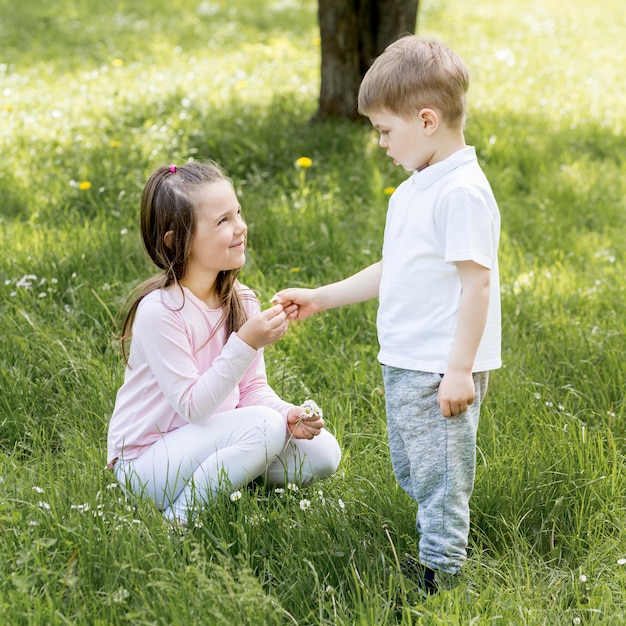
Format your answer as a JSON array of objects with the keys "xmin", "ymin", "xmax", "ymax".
[{"xmin": 114, "ymin": 406, "xmax": 341, "ymax": 521}]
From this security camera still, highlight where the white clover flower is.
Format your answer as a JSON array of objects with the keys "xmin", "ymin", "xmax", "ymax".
[
  {"xmin": 301, "ymin": 399, "xmax": 323, "ymax": 420},
  {"xmin": 299, "ymin": 499, "xmax": 311, "ymax": 511},
  {"xmin": 230, "ymin": 490, "xmax": 242, "ymax": 502}
]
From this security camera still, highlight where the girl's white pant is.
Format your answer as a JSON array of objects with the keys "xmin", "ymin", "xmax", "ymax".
[{"xmin": 114, "ymin": 405, "xmax": 341, "ymax": 521}]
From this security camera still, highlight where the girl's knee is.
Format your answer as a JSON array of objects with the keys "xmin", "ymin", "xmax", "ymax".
[{"xmin": 251, "ymin": 406, "xmax": 287, "ymax": 456}]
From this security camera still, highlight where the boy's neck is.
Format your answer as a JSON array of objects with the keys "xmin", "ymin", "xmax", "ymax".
[{"xmin": 425, "ymin": 128, "xmax": 466, "ymax": 168}]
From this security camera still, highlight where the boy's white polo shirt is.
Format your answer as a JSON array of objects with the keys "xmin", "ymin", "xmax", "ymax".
[{"xmin": 377, "ymin": 146, "xmax": 502, "ymax": 374}]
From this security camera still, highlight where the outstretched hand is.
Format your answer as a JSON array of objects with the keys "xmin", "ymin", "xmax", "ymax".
[
  {"xmin": 271, "ymin": 288, "xmax": 319, "ymax": 321},
  {"xmin": 236, "ymin": 304, "xmax": 288, "ymax": 350}
]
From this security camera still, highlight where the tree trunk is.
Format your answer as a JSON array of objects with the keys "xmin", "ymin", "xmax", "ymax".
[{"xmin": 316, "ymin": 0, "xmax": 419, "ymax": 121}]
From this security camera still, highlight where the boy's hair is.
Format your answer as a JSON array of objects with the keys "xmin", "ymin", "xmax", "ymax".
[
  {"xmin": 358, "ymin": 36, "xmax": 469, "ymax": 128},
  {"xmin": 119, "ymin": 161, "xmax": 249, "ymax": 360}
]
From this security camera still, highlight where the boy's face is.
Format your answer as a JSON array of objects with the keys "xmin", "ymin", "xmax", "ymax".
[{"xmin": 368, "ymin": 109, "xmax": 436, "ymax": 172}]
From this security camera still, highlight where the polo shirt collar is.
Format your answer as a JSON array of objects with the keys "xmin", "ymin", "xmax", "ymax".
[{"xmin": 410, "ymin": 146, "xmax": 476, "ymax": 189}]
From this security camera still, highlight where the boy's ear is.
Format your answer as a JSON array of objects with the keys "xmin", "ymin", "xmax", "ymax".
[
  {"xmin": 419, "ymin": 108, "xmax": 439, "ymax": 134},
  {"xmin": 164, "ymin": 230, "xmax": 174, "ymax": 250}
]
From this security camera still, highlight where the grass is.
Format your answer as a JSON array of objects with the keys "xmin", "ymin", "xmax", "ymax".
[{"xmin": 1, "ymin": 0, "xmax": 625, "ymax": 623}]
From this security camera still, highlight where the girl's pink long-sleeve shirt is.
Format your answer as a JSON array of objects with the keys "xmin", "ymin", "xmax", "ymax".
[{"xmin": 107, "ymin": 284, "xmax": 292, "ymax": 465}]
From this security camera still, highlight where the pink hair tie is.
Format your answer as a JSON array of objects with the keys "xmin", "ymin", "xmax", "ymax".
[{"xmin": 169, "ymin": 165, "xmax": 177, "ymax": 173}]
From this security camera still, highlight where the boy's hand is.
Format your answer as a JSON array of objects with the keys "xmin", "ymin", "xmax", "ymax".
[
  {"xmin": 236, "ymin": 304, "xmax": 288, "ymax": 350},
  {"xmin": 271, "ymin": 288, "xmax": 319, "ymax": 321},
  {"xmin": 437, "ymin": 369, "xmax": 475, "ymax": 417},
  {"xmin": 287, "ymin": 405, "xmax": 324, "ymax": 439}
]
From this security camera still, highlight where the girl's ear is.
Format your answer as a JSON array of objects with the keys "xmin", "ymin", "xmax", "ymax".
[{"xmin": 164, "ymin": 230, "xmax": 174, "ymax": 250}]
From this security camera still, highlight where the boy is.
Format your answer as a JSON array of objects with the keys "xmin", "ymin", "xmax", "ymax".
[{"xmin": 275, "ymin": 36, "xmax": 501, "ymax": 594}]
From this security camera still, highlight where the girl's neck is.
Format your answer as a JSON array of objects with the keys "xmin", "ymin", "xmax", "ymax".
[{"xmin": 180, "ymin": 276, "xmax": 221, "ymax": 309}]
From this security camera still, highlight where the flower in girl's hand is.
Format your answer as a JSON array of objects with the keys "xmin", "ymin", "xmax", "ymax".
[{"xmin": 301, "ymin": 399, "xmax": 323, "ymax": 420}]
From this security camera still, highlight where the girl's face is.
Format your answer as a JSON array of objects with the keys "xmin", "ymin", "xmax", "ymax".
[{"xmin": 184, "ymin": 180, "xmax": 247, "ymax": 283}]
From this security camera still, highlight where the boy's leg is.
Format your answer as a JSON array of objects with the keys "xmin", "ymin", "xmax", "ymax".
[{"xmin": 383, "ymin": 366, "xmax": 488, "ymax": 575}]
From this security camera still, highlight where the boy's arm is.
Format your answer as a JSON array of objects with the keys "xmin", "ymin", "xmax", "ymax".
[
  {"xmin": 274, "ymin": 261, "xmax": 382, "ymax": 320},
  {"xmin": 437, "ymin": 260, "xmax": 491, "ymax": 418}
]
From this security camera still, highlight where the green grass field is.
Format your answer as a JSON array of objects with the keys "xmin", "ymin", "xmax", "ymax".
[{"xmin": 1, "ymin": 0, "xmax": 625, "ymax": 623}]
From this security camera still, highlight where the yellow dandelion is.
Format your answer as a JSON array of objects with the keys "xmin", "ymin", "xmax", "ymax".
[
  {"xmin": 289, "ymin": 267, "xmax": 300, "ymax": 273},
  {"xmin": 78, "ymin": 181, "xmax": 92, "ymax": 191},
  {"xmin": 112, "ymin": 58, "xmax": 124, "ymax": 67},
  {"xmin": 311, "ymin": 36, "xmax": 321, "ymax": 46},
  {"xmin": 295, "ymin": 157, "xmax": 313, "ymax": 169},
  {"xmin": 109, "ymin": 140, "xmax": 120, "ymax": 148},
  {"xmin": 383, "ymin": 187, "xmax": 396, "ymax": 195}
]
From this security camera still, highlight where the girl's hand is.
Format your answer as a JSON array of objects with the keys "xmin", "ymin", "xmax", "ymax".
[
  {"xmin": 287, "ymin": 405, "xmax": 324, "ymax": 440},
  {"xmin": 236, "ymin": 304, "xmax": 288, "ymax": 350}
]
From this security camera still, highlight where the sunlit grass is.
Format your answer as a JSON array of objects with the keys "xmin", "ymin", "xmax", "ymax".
[{"xmin": 1, "ymin": 0, "xmax": 625, "ymax": 623}]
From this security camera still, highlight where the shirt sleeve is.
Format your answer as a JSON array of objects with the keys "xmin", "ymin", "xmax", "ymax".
[
  {"xmin": 440, "ymin": 186, "xmax": 495, "ymax": 269},
  {"xmin": 132, "ymin": 298, "xmax": 260, "ymax": 424}
]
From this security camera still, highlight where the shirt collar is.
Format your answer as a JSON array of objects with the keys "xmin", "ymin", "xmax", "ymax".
[{"xmin": 410, "ymin": 146, "xmax": 477, "ymax": 190}]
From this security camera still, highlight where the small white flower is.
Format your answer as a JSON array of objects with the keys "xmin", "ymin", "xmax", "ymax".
[
  {"xmin": 338, "ymin": 499, "xmax": 345, "ymax": 510},
  {"xmin": 229, "ymin": 490, "xmax": 242, "ymax": 502},
  {"xmin": 274, "ymin": 487, "xmax": 285, "ymax": 496},
  {"xmin": 28, "ymin": 520, "xmax": 39, "ymax": 527},
  {"xmin": 16, "ymin": 274, "xmax": 37, "ymax": 289},
  {"xmin": 579, "ymin": 574, "xmax": 587, "ymax": 583},
  {"xmin": 572, "ymin": 617, "xmax": 582, "ymax": 625},
  {"xmin": 37, "ymin": 501, "xmax": 51, "ymax": 510},
  {"xmin": 32, "ymin": 486, "xmax": 44, "ymax": 493},
  {"xmin": 112, "ymin": 587, "xmax": 130, "ymax": 603},
  {"xmin": 287, "ymin": 483, "xmax": 299, "ymax": 492},
  {"xmin": 299, "ymin": 499, "xmax": 311, "ymax": 511},
  {"xmin": 301, "ymin": 399, "xmax": 323, "ymax": 420},
  {"xmin": 617, "ymin": 558, "xmax": 626, "ymax": 566},
  {"xmin": 70, "ymin": 503, "xmax": 91, "ymax": 512}
]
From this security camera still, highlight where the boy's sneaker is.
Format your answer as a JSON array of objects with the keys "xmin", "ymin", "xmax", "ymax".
[{"xmin": 401, "ymin": 553, "xmax": 461, "ymax": 597}]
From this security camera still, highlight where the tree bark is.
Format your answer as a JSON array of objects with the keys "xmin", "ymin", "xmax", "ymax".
[{"xmin": 316, "ymin": 0, "xmax": 419, "ymax": 121}]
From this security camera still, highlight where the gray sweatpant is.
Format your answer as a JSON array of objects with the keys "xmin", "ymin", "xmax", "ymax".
[{"xmin": 382, "ymin": 366, "xmax": 489, "ymax": 574}]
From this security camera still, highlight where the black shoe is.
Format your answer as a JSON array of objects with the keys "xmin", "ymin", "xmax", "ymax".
[{"xmin": 401, "ymin": 554, "xmax": 438, "ymax": 596}]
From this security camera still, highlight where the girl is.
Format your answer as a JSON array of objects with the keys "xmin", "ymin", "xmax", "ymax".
[{"xmin": 107, "ymin": 162, "xmax": 341, "ymax": 524}]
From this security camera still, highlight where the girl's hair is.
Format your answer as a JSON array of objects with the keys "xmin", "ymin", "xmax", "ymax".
[
  {"xmin": 358, "ymin": 36, "xmax": 470, "ymax": 128},
  {"xmin": 119, "ymin": 161, "xmax": 249, "ymax": 361}
]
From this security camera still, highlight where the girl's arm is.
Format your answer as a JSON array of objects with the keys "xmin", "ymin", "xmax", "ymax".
[{"xmin": 135, "ymin": 299, "xmax": 287, "ymax": 424}]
